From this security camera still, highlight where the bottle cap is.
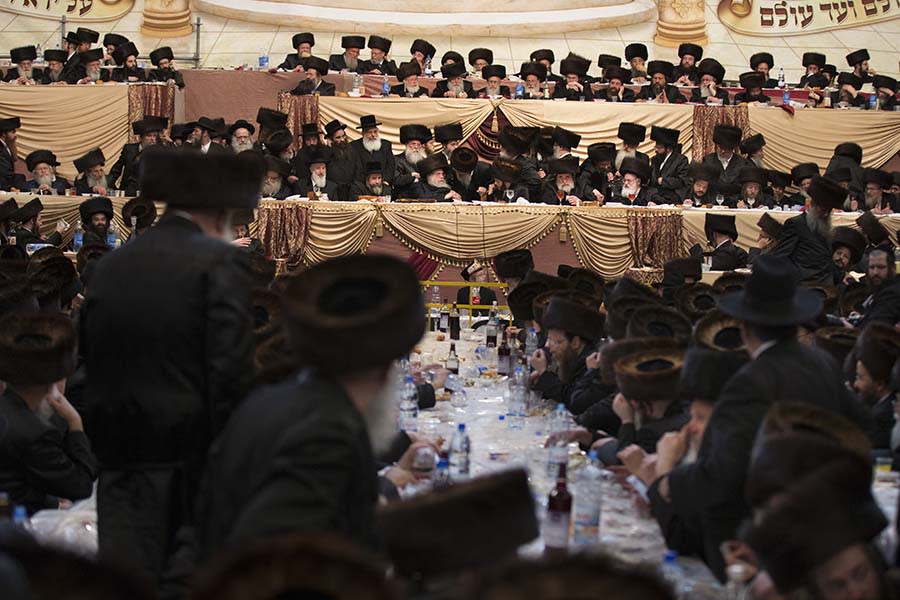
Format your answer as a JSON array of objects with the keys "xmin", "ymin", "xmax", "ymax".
[
  {"xmin": 588, "ymin": 449, "xmax": 598, "ymax": 460},
  {"xmin": 458, "ymin": 423, "xmax": 465, "ymax": 432},
  {"xmin": 13, "ymin": 505, "xmax": 27, "ymax": 521},
  {"xmin": 498, "ymin": 415, "xmax": 505, "ymax": 421},
  {"xmin": 663, "ymin": 550, "xmax": 678, "ymax": 562},
  {"xmin": 405, "ymin": 375, "xmax": 414, "ymax": 383}
]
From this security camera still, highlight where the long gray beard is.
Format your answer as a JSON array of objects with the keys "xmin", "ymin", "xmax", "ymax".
[
  {"xmin": 405, "ymin": 147, "xmax": 427, "ymax": 165},
  {"xmin": 48, "ymin": 69, "xmax": 61, "ymax": 82},
  {"xmin": 86, "ymin": 173, "xmax": 107, "ymax": 189},
  {"xmin": 449, "ymin": 82, "xmax": 465, "ymax": 95},
  {"xmin": 261, "ymin": 179, "xmax": 282, "ymax": 197},
  {"xmin": 363, "ymin": 365, "xmax": 400, "ymax": 454},
  {"xmin": 405, "ymin": 84, "xmax": 420, "ymax": 96},
  {"xmin": 35, "ymin": 173, "xmax": 53, "ymax": 187},
  {"xmin": 310, "ymin": 172, "xmax": 327, "ymax": 189},
  {"xmin": 362, "ymin": 136, "xmax": 382, "ymax": 153},
  {"xmin": 615, "ymin": 149, "xmax": 635, "ymax": 170},
  {"xmin": 485, "ymin": 85, "xmax": 501, "ymax": 96},
  {"xmin": 806, "ymin": 210, "xmax": 833, "ymax": 242},
  {"xmin": 344, "ymin": 54, "xmax": 358, "ymax": 70},
  {"xmin": 369, "ymin": 183, "xmax": 383, "ymax": 195},
  {"xmin": 426, "ymin": 173, "xmax": 447, "ymax": 189},
  {"xmin": 558, "ymin": 182, "xmax": 574, "ymax": 194},
  {"xmin": 19, "ymin": 67, "xmax": 33, "ymax": 80},
  {"xmin": 865, "ymin": 194, "xmax": 881, "ymax": 209},
  {"xmin": 87, "ymin": 67, "xmax": 102, "ymax": 81},
  {"xmin": 751, "ymin": 156, "xmax": 765, "ymax": 168},
  {"xmin": 231, "ymin": 139, "xmax": 254, "ymax": 154}
]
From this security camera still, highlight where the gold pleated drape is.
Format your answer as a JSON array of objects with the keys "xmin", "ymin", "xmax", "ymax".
[
  {"xmin": 681, "ymin": 208, "xmax": 900, "ymax": 252},
  {"xmin": 627, "ymin": 208, "xmax": 683, "ymax": 268},
  {"xmin": 256, "ymin": 200, "xmax": 310, "ymax": 267},
  {"xmin": 691, "ymin": 105, "xmax": 750, "ymax": 162},
  {"xmin": 0, "ymin": 85, "xmax": 130, "ymax": 183},
  {"xmin": 277, "ymin": 93, "xmax": 320, "ymax": 149},
  {"xmin": 566, "ymin": 208, "xmax": 634, "ymax": 277},
  {"xmin": 301, "ymin": 201, "xmax": 380, "ymax": 264},
  {"xmin": 126, "ymin": 84, "xmax": 177, "ymax": 143}
]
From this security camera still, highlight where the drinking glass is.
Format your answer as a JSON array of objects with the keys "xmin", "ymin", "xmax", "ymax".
[
  {"xmin": 715, "ymin": 194, "xmax": 724, "ymax": 206},
  {"xmin": 747, "ymin": 197, "xmax": 755, "ymax": 208},
  {"xmin": 505, "ymin": 189, "xmax": 515, "ymax": 203}
]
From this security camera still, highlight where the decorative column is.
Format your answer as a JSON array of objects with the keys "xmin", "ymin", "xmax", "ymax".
[
  {"xmin": 654, "ymin": 0, "xmax": 708, "ymax": 47},
  {"xmin": 141, "ymin": 0, "xmax": 193, "ymax": 38}
]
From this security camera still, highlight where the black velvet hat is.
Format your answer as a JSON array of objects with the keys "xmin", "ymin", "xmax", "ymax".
[
  {"xmin": 712, "ymin": 124, "xmax": 741, "ymax": 150},
  {"xmin": 283, "ymin": 254, "xmax": 424, "ymax": 373},
  {"xmin": 831, "ymin": 226, "xmax": 866, "ymax": 266},
  {"xmin": 541, "ymin": 296, "xmax": 604, "ymax": 342},
  {"xmin": 0, "ymin": 312, "xmax": 77, "ymax": 385},
  {"xmin": 256, "ymin": 107, "xmax": 289, "ymax": 130},
  {"xmin": 856, "ymin": 210, "xmax": 890, "ymax": 245},
  {"xmin": 650, "ymin": 126, "xmax": 679, "ymax": 148},
  {"xmin": 78, "ymin": 196, "xmax": 113, "ymax": 223},
  {"xmin": 508, "ymin": 281, "xmax": 549, "ymax": 322},
  {"xmin": 807, "ymin": 175, "xmax": 845, "ymax": 211},
  {"xmin": 704, "ymin": 213, "xmax": 738, "ymax": 243},
  {"xmin": 718, "ymin": 256, "xmax": 822, "ymax": 326}
]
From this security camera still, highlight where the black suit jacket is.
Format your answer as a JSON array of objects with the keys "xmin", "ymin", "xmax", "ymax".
[
  {"xmin": 690, "ymin": 87, "xmax": 731, "ymax": 104},
  {"xmin": 390, "ymin": 83, "xmax": 429, "ymax": 97},
  {"xmin": 195, "ymin": 369, "xmax": 379, "ymax": 559},
  {"xmin": 349, "ymin": 138, "xmax": 395, "ymax": 185},
  {"xmin": 859, "ymin": 276, "xmax": 900, "ymax": 328},
  {"xmin": 3, "ymin": 67, "xmax": 43, "ymax": 83},
  {"xmin": 552, "ymin": 80, "xmax": 594, "ymax": 101},
  {"xmin": 667, "ymin": 339, "xmax": 869, "ymax": 580},
  {"xmin": 358, "ymin": 59, "xmax": 397, "ymax": 76},
  {"xmin": 639, "ymin": 84, "xmax": 684, "ymax": 103},
  {"xmin": 431, "ymin": 79, "xmax": 477, "ymax": 98},
  {"xmin": 111, "ymin": 67, "xmax": 147, "ymax": 83},
  {"xmin": 448, "ymin": 162, "xmax": 494, "ymax": 201},
  {"xmin": 328, "ymin": 54, "xmax": 357, "ymax": 73},
  {"xmin": 594, "ymin": 87, "xmax": 636, "ymax": 103},
  {"xmin": 709, "ymin": 240, "xmax": 749, "ymax": 270},
  {"xmin": 61, "ymin": 51, "xmax": 81, "ymax": 81},
  {"xmin": 769, "ymin": 213, "xmax": 835, "ymax": 285},
  {"xmin": 700, "ymin": 152, "xmax": 751, "ymax": 198},
  {"xmin": 290, "ymin": 79, "xmax": 336, "ymax": 96},
  {"xmin": 277, "ymin": 53, "xmax": 305, "ymax": 71},
  {"xmin": 108, "ymin": 142, "xmax": 144, "ymax": 195},
  {"xmin": 148, "ymin": 68, "xmax": 185, "ymax": 89},
  {"xmin": 24, "ymin": 178, "xmax": 70, "ymax": 195},
  {"xmin": 651, "ymin": 152, "xmax": 690, "ymax": 203},
  {"xmin": 0, "ymin": 390, "xmax": 98, "ymax": 514},
  {"xmin": 0, "ymin": 140, "xmax": 15, "ymax": 191},
  {"xmin": 11, "ymin": 226, "xmax": 62, "ymax": 248}
]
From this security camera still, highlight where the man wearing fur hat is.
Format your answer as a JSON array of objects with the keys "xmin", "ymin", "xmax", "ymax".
[
  {"xmin": 110, "ymin": 42, "xmax": 145, "ymax": 83},
  {"xmin": 431, "ymin": 61, "xmax": 476, "ymax": 98},
  {"xmin": 276, "ymin": 32, "xmax": 315, "ymax": 72},
  {"xmin": 23, "ymin": 149, "xmax": 70, "ymax": 195},
  {"xmin": 486, "ymin": 157, "xmax": 531, "ymax": 203},
  {"xmin": 147, "ymin": 47, "xmax": 185, "ymax": 88},
  {"xmin": 72, "ymin": 47, "xmax": 110, "ymax": 84},
  {"xmin": 73, "ymin": 147, "xmax": 113, "ymax": 196},
  {"xmin": 552, "ymin": 54, "xmax": 594, "ymax": 101},
  {"xmin": 194, "ymin": 254, "xmax": 426, "ymax": 557},
  {"xmin": 771, "ymin": 176, "xmax": 846, "ymax": 285},
  {"xmin": 690, "ymin": 59, "xmax": 730, "ymax": 105},
  {"xmin": 649, "ymin": 126, "xmax": 689, "ymax": 204},
  {"xmin": 357, "ymin": 35, "xmax": 397, "ymax": 76},
  {"xmin": 540, "ymin": 157, "xmax": 599, "ymax": 204},
  {"xmin": 700, "ymin": 125, "xmax": 751, "ymax": 199},
  {"xmin": 3, "ymin": 46, "xmax": 41, "ymax": 84},
  {"xmin": 390, "ymin": 61, "xmax": 428, "ymax": 97},
  {"xmin": 640, "ymin": 60, "xmax": 683, "ymax": 103},
  {"xmin": 615, "ymin": 122, "xmax": 648, "ymax": 171},
  {"xmin": 78, "ymin": 196, "xmax": 114, "ymax": 246},
  {"xmin": 329, "ymin": 35, "xmax": 365, "ymax": 73},
  {"xmin": 673, "ymin": 43, "xmax": 702, "ymax": 85},
  {"xmin": 446, "ymin": 147, "xmax": 492, "ymax": 202},
  {"xmin": 497, "ymin": 126, "xmax": 542, "ymax": 199},
  {"xmin": 411, "ymin": 155, "xmax": 462, "ymax": 202},
  {"xmin": 616, "ymin": 157, "xmax": 654, "ymax": 205},
  {"xmin": 8, "ymin": 198, "xmax": 66, "ymax": 248},
  {"xmin": 109, "ymin": 116, "xmax": 167, "ymax": 196},
  {"xmin": 0, "ymin": 116, "xmax": 21, "ymax": 191},
  {"xmin": 393, "ymin": 124, "xmax": 433, "ymax": 199},
  {"xmin": 289, "ymin": 56, "xmax": 335, "ymax": 96},
  {"xmin": 83, "ymin": 148, "xmax": 263, "ymax": 585}
]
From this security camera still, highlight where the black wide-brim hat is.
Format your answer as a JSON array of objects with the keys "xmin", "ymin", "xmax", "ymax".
[
  {"xmin": 0, "ymin": 198, "xmax": 18, "ymax": 222},
  {"xmin": 604, "ymin": 66, "xmax": 631, "ymax": 84},
  {"xmin": 834, "ymin": 142, "xmax": 862, "ymax": 163},
  {"xmin": 807, "ymin": 175, "xmax": 845, "ymax": 212},
  {"xmin": 712, "ymin": 124, "xmax": 742, "ymax": 150},
  {"xmin": 376, "ymin": 469, "xmax": 537, "ymax": 579},
  {"xmin": 738, "ymin": 166, "xmax": 767, "ymax": 186},
  {"xmin": 675, "ymin": 282, "xmax": 719, "ymax": 322},
  {"xmin": 324, "ymin": 119, "xmax": 347, "ymax": 139},
  {"xmin": 434, "ymin": 122, "xmax": 463, "ymax": 145},
  {"xmin": 468, "ymin": 47, "xmax": 493, "ymax": 66},
  {"xmin": 122, "ymin": 196, "xmax": 157, "ymax": 229},
  {"xmin": 367, "ymin": 35, "xmax": 392, "ymax": 53},
  {"xmin": 790, "ymin": 162, "xmax": 819, "ymax": 185},
  {"xmin": 548, "ymin": 157, "xmax": 579, "ymax": 176},
  {"xmin": 531, "ymin": 288, "xmax": 598, "ymax": 326},
  {"xmin": 856, "ymin": 210, "xmax": 890, "ymax": 245},
  {"xmin": 626, "ymin": 305, "xmax": 692, "ymax": 343},
  {"xmin": 845, "ymin": 48, "xmax": 869, "ymax": 66},
  {"xmin": 79, "ymin": 48, "xmax": 104, "ymax": 64},
  {"xmin": 229, "ymin": 119, "xmax": 257, "ymax": 137},
  {"xmin": 416, "ymin": 154, "xmax": 447, "ymax": 178},
  {"xmin": 531, "ymin": 49, "xmax": 555, "ymax": 63},
  {"xmin": 9, "ymin": 198, "xmax": 44, "ymax": 224},
  {"xmin": 399, "ymin": 124, "xmax": 433, "ymax": 144},
  {"xmin": 541, "ymin": 296, "xmax": 604, "ymax": 342},
  {"xmin": 356, "ymin": 114, "xmax": 382, "ymax": 131},
  {"xmin": 551, "ymin": 126, "xmax": 581, "ymax": 151},
  {"xmin": 587, "ymin": 142, "xmax": 616, "ymax": 165},
  {"xmin": 10, "ymin": 46, "xmax": 37, "ymax": 64},
  {"xmin": 292, "ymin": 32, "xmax": 315, "ymax": 49},
  {"xmin": 305, "ymin": 56, "xmax": 330, "ymax": 76},
  {"xmin": 410, "ymin": 39, "xmax": 436, "ymax": 59},
  {"xmin": 620, "ymin": 157, "xmax": 650, "ymax": 185},
  {"xmin": 831, "ymin": 226, "xmax": 866, "ymax": 265},
  {"xmin": 678, "ymin": 43, "xmax": 703, "ymax": 59},
  {"xmin": 873, "ymin": 75, "xmax": 898, "ymax": 93},
  {"xmin": 149, "ymin": 46, "xmax": 174, "ymax": 66},
  {"xmin": 0, "ymin": 116, "xmax": 21, "ymax": 132},
  {"xmin": 43, "ymin": 49, "xmax": 67, "ymax": 63},
  {"xmin": 450, "ymin": 147, "xmax": 478, "ymax": 173},
  {"xmin": 265, "ymin": 128, "xmax": 293, "ymax": 155},
  {"xmin": 76, "ymin": 27, "xmax": 100, "ymax": 43},
  {"xmin": 257, "ymin": 107, "xmax": 289, "ymax": 130},
  {"xmin": 690, "ymin": 163, "xmax": 719, "ymax": 184},
  {"xmin": 441, "ymin": 61, "xmax": 467, "ymax": 79},
  {"xmin": 750, "ymin": 52, "xmax": 774, "ymax": 70},
  {"xmin": 518, "ymin": 62, "xmax": 547, "ymax": 80},
  {"xmin": 132, "ymin": 115, "xmax": 168, "ymax": 137},
  {"xmin": 497, "ymin": 127, "xmax": 532, "ymax": 156},
  {"xmin": 0, "ymin": 312, "xmax": 77, "ymax": 386},
  {"xmin": 559, "ymin": 57, "xmax": 587, "ymax": 77},
  {"xmin": 697, "ymin": 58, "xmax": 726, "ymax": 83},
  {"xmin": 140, "ymin": 147, "xmax": 264, "ymax": 210},
  {"xmin": 862, "ymin": 167, "xmax": 892, "ymax": 189},
  {"xmin": 24, "ymin": 149, "xmax": 60, "ymax": 173},
  {"xmin": 646, "ymin": 60, "xmax": 674, "ymax": 80},
  {"xmin": 617, "ymin": 122, "xmax": 646, "ymax": 146},
  {"xmin": 283, "ymin": 254, "xmax": 425, "ymax": 373},
  {"xmin": 441, "ymin": 51, "xmax": 464, "ymax": 66},
  {"xmin": 597, "ymin": 54, "xmax": 621, "ymax": 69},
  {"xmin": 740, "ymin": 133, "xmax": 765, "ymax": 156},
  {"xmin": 341, "ymin": 35, "xmax": 365, "ymax": 49},
  {"xmin": 739, "ymin": 71, "xmax": 765, "ymax": 91},
  {"xmin": 103, "ymin": 33, "xmax": 129, "ymax": 48},
  {"xmin": 508, "ymin": 281, "xmax": 549, "ymax": 322},
  {"xmin": 650, "ymin": 126, "xmax": 679, "ymax": 148},
  {"xmin": 757, "ymin": 213, "xmax": 782, "ymax": 241},
  {"xmin": 704, "ymin": 212, "xmax": 738, "ymax": 243},
  {"xmin": 625, "ymin": 43, "xmax": 648, "ymax": 62},
  {"xmin": 679, "ymin": 345, "xmax": 748, "ymax": 402},
  {"xmin": 718, "ymin": 255, "xmax": 822, "ymax": 326},
  {"xmin": 615, "ymin": 348, "xmax": 685, "ymax": 403},
  {"xmin": 802, "ymin": 52, "xmax": 827, "ymax": 68},
  {"xmin": 396, "ymin": 61, "xmax": 421, "ymax": 81},
  {"xmin": 79, "ymin": 196, "xmax": 113, "ymax": 223},
  {"xmin": 693, "ymin": 310, "xmax": 746, "ymax": 352},
  {"xmin": 112, "ymin": 42, "xmax": 139, "ymax": 66}
]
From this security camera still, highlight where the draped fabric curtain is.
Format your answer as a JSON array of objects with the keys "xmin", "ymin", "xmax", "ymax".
[
  {"xmin": 257, "ymin": 200, "xmax": 310, "ymax": 267},
  {"xmin": 627, "ymin": 208, "xmax": 683, "ymax": 268},
  {"xmin": 406, "ymin": 251, "xmax": 440, "ymax": 281},
  {"xmin": 277, "ymin": 93, "xmax": 319, "ymax": 150},
  {"xmin": 127, "ymin": 84, "xmax": 177, "ymax": 143},
  {"xmin": 0, "ymin": 85, "xmax": 131, "ymax": 183},
  {"xmin": 690, "ymin": 105, "xmax": 749, "ymax": 162}
]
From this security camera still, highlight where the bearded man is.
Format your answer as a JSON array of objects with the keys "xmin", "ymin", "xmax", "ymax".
[
  {"xmin": 298, "ymin": 149, "xmax": 338, "ymax": 200},
  {"xmin": 23, "ymin": 150, "xmax": 70, "ymax": 195},
  {"xmin": 73, "ymin": 48, "xmax": 110, "ymax": 84},
  {"xmin": 3, "ymin": 46, "xmax": 41, "ymax": 84},
  {"xmin": 350, "ymin": 162, "xmax": 393, "ymax": 201},
  {"xmin": 410, "ymin": 155, "xmax": 461, "ymax": 202},
  {"xmin": 109, "ymin": 116, "xmax": 167, "ymax": 195},
  {"xmin": 392, "ymin": 124, "xmax": 432, "ymax": 199},
  {"xmin": 38, "ymin": 49, "xmax": 68, "ymax": 84},
  {"xmin": 349, "ymin": 115, "xmax": 395, "ymax": 186},
  {"xmin": 770, "ymin": 176, "xmax": 845, "ymax": 284},
  {"xmin": 228, "ymin": 120, "xmax": 257, "ymax": 154},
  {"xmin": 260, "ymin": 156, "xmax": 296, "ymax": 199},
  {"xmin": 74, "ymin": 148, "xmax": 113, "ymax": 196},
  {"xmin": 78, "ymin": 196, "xmax": 114, "ymax": 245}
]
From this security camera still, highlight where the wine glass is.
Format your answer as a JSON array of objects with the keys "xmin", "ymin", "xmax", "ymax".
[
  {"xmin": 505, "ymin": 189, "xmax": 515, "ymax": 203},
  {"xmin": 747, "ymin": 196, "xmax": 756, "ymax": 209},
  {"xmin": 715, "ymin": 193, "xmax": 724, "ymax": 207}
]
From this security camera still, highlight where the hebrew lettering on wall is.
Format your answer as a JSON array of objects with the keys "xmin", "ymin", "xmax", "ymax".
[
  {"xmin": 719, "ymin": 0, "xmax": 899, "ymax": 35},
  {"xmin": 2, "ymin": 0, "xmax": 133, "ymax": 20}
]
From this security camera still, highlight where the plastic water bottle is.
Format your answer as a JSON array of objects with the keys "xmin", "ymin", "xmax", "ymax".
[
  {"xmin": 429, "ymin": 285, "xmax": 441, "ymax": 331},
  {"xmin": 661, "ymin": 550, "xmax": 692, "ymax": 598},
  {"xmin": 258, "ymin": 47, "xmax": 269, "ymax": 69},
  {"xmin": 12, "ymin": 506, "xmax": 31, "ymax": 532},
  {"xmin": 515, "ymin": 82, "xmax": 524, "ymax": 99},
  {"xmin": 547, "ymin": 403, "xmax": 569, "ymax": 476},
  {"xmin": 353, "ymin": 72, "xmax": 361, "ymax": 94},
  {"xmin": 424, "ymin": 54, "xmax": 433, "ymax": 77},
  {"xmin": 382, "ymin": 74, "xmax": 390, "ymax": 97},
  {"xmin": 35, "ymin": 44, "xmax": 43, "ymax": 66},
  {"xmin": 449, "ymin": 423, "xmax": 471, "ymax": 480},
  {"xmin": 782, "ymin": 88, "xmax": 790, "ymax": 106},
  {"xmin": 869, "ymin": 94, "xmax": 878, "ymax": 110},
  {"xmin": 525, "ymin": 327, "xmax": 539, "ymax": 368},
  {"xmin": 507, "ymin": 384, "xmax": 525, "ymax": 429},
  {"xmin": 777, "ymin": 67, "xmax": 785, "ymax": 88},
  {"xmin": 725, "ymin": 564, "xmax": 750, "ymax": 600},
  {"xmin": 573, "ymin": 450, "xmax": 603, "ymax": 544},
  {"xmin": 433, "ymin": 458, "xmax": 451, "ymax": 489},
  {"xmin": 399, "ymin": 376, "xmax": 419, "ymax": 432},
  {"xmin": 106, "ymin": 222, "xmax": 118, "ymax": 248},
  {"xmin": 73, "ymin": 220, "xmax": 84, "ymax": 251}
]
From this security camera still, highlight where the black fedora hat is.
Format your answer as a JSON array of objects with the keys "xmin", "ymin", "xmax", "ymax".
[
  {"xmin": 0, "ymin": 312, "xmax": 78, "ymax": 385},
  {"xmin": 541, "ymin": 296, "xmax": 604, "ymax": 342},
  {"xmin": 0, "ymin": 198, "xmax": 18, "ymax": 222},
  {"xmin": 9, "ymin": 198, "xmax": 44, "ymax": 224},
  {"xmin": 228, "ymin": 119, "xmax": 257, "ymax": 137},
  {"xmin": 324, "ymin": 119, "xmax": 348, "ymax": 138},
  {"xmin": 718, "ymin": 256, "xmax": 822, "ymax": 325},
  {"xmin": 356, "ymin": 114, "xmax": 382, "ymax": 130},
  {"xmin": 283, "ymin": 254, "xmax": 424, "ymax": 373},
  {"xmin": 694, "ymin": 310, "xmax": 747, "ymax": 352}
]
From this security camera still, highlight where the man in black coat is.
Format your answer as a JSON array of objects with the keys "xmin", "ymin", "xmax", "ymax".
[
  {"xmin": 410, "ymin": 155, "xmax": 461, "ymax": 202},
  {"xmin": 458, "ymin": 260, "xmax": 498, "ymax": 315},
  {"xmin": 700, "ymin": 125, "xmax": 750, "ymax": 199},
  {"xmin": 8, "ymin": 198, "xmax": 64, "ymax": 248},
  {"xmin": 73, "ymin": 147, "xmax": 114, "ymax": 196},
  {"xmin": 108, "ymin": 116, "xmax": 167, "ymax": 196},
  {"xmin": 78, "ymin": 196, "xmax": 114, "ymax": 246},
  {"xmin": 322, "ymin": 119, "xmax": 355, "ymax": 198},
  {"xmin": 594, "ymin": 66, "xmax": 635, "ymax": 102},
  {"xmin": 703, "ymin": 213, "xmax": 748, "ymax": 270},
  {"xmin": 825, "ymin": 142, "xmax": 864, "ymax": 198},
  {"xmin": 651, "ymin": 256, "xmax": 870, "ymax": 581},
  {"xmin": 690, "ymin": 59, "xmax": 730, "ymax": 105},
  {"xmin": 147, "ymin": 47, "xmax": 185, "ymax": 89},
  {"xmin": 276, "ymin": 32, "xmax": 315, "ymax": 71},
  {"xmin": 393, "ymin": 124, "xmax": 432, "ymax": 199},
  {"xmin": 82, "ymin": 149, "xmax": 261, "ymax": 585},
  {"xmin": 193, "ymin": 254, "xmax": 426, "ymax": 559},
  {"xmin": 357, "ymin": 35, "xmax": 397, "ymax": 76},
  {"xmin": 296, "ymin": 148, "xmax": 339, "ymax": 200},
  {"xmin": 615, "ymin": 157, "xmax": 655, "ymax": 206},
  {"xmin": 0, "ymin": 116, "xmax": 20, "ymax": 191},
  {"xmin": 446, "ymin": 147, "xmax": 492, "ymax": 201},
  {"xmin": 649, "ymin": 126, "xmax": 689, "ymax": 204},
  {"xmin": 390, "ymin": 61, "xmax": 428, "ymax": 97},
  {"xmin": 431, "ymin": 62, "xmax": 476, "ymax": 98},
  {"xmin": 770, "ymin": 176, "xmax": 845, "ymax": 285},
  {"xmin": 3, "ymin": 46, "xmax": 42, "ymax": 84},
  {"xmin": 497, "ymin": 126, "xmax": 542, "ymax": 199},
  {"xmin": 328, "ymin": 35, "xmax": 365, "ymax": 72},
  {"xmin": 289, "ymin": 57, "xmax": 335, "ymax": 96},
  {"xmin": 348, "ymin": 115, "xmax": 396, "ymax": 186},
  {"xmin": 552, "ymin": 55, "xmax": 595, "ymax": 101},
  {"xmin": 539, "ymin": 157, "xmax": 598, "ymax": 204},
  {"xmin": 639, "ymin": 61, "xmax": 684, "ymax": 103},
  {"xmin": 858, "ymin": 250, "xmax": 900, "ymax": 328},
  {"xmin": 23, "ymin": 150, "xmax": 70, "ymax": 195}
]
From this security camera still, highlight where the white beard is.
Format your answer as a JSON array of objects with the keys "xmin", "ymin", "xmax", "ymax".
[
  {"xmin": 622, "ymin": 185, "xmax": 638, "ymax": 198},
  {"xmin": 558, "ymin": 182, "xmax": 574, "ymax": 194},
  {"xmin": 363, "ymin": 365, "xmax": 400, "ymax": 454},
  {"xmin": 344, "ymin": 54, "xmax": 358, "ymax": 70},
  {"xmin": 48, "ymin": 69, "xmax": 61, "ymax": 82},
  {"xmin": 485, "ymin": 85, "xmax": 501, "ymax": 96},
  {"xmin": 261, "ymin": 179, "xmax": 282, "ymax": 197},
  {"xmin": 35, "ymin": 173, "xmax": 54, "ymax": 187},
  {"xmin": 448, "ymin": 82, "xmax": 465, "ymax": 95},
  {"xmin": 405, "ymin": 147, "xmax": 428, "ymax": 165},
  {"xmin": 310, "ymin": 172, "xmax": 327, "ymax": 189},
  {"xmin": 615, "ymin": 149, "xmax": 635, "ymax": 170},
  {"xmin": 231, "ymin": 139, "xmax": 254, "ymax": 154},
  {"xmin": 363, "ymin": 136, "xmax": 382, "ymax": 153},
  {"xmin": 405, "ymin": 84, "xmax": 420, "ymax": 95},
  {"xmin": 280, "ymin": 150, "xmax": 294, "ymax": 162},
  {"xmin": 86, "ymin": 173, "xmax": 107, "ymax": 189},
  {"xmin": 426, "ymin": 173, "xmax": 447, "ymax": 188},
  {"xmin": 87, "ymin": 67, "xmax": 102, "ymax": 81},
  {"xmin": 19, "ymin": 67, "xmax": 33, "ymax": 80}
]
